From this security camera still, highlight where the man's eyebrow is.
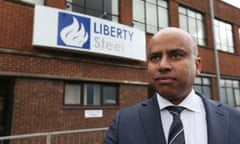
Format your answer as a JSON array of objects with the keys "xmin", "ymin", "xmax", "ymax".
[
  {"xmin": 167, "ymin": 48, "xmax": 188, "ymax": 54},
  {"xmin": 150, "ymin": 48, "xmax": 186, "ymax": 54},
  {"xmin": 149, "ymin": 52, "xmax": 160, "ymax": 55},
  {"xmin": 149, "ymin": 52, "xmax": 162, "ymax": 57}
]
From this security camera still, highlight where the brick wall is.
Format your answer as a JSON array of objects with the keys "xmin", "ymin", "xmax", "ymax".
[
  {"xmin": 0, "ymin": 1, "xmax": 34, "ymax": 51},
  {"xmin": 11, "ymin": 78, "xmax": 147, "ymax": 135}
]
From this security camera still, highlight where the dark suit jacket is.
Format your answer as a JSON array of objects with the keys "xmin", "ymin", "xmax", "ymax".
[{"xmin": 103, "ymin": 93, "xmax": 240, "ymax": 144}]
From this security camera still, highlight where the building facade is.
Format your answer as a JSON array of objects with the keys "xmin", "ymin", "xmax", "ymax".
[{"xmin": 1, "ymin": 0, "xmax": 240, "ymax": 140}]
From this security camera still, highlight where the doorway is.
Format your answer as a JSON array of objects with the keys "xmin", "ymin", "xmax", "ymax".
[{"xmin": 0, "ymin": 78, "xmax": 14, "ymax": 136}]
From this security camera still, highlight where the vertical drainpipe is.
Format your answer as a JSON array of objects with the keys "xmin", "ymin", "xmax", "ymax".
[{"xmin": 209, "ymin": 0, "xmax": 222, "ymax": 99}]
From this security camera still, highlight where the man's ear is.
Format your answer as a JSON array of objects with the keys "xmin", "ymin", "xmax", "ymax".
[{"xmin": 195, "ymin": 57, "xmax": 202, "ymax": 76}]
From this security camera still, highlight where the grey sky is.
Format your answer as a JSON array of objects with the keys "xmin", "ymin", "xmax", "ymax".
[{"xmin": 221, "ymin": 0, "xmax": 240, "ymax": 9}]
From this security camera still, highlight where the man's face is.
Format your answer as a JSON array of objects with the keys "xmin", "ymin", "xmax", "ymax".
[{"xmin": 147, "ymin": 29, "xmax": 201, "ymax": 104}]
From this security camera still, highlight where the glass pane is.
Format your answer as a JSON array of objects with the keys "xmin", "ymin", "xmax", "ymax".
[
  {"xmin": 234, "ymin": 89, "xmax": 240, "ymax": 106},
  {"xmin": 84, "ymin": 84, "xmax": 100, "ymax": 105},
  {"xmin": 220, "ymin": 79, "xmax": 225, "ymax": 87},
  {"xmin": 86, "ymin": 9, "xmax": 102, "ymax": 18},
  {"xmin": 146, "ymin": 0, "xmax": 157, "ymax": 4},
  {"xmin": 72, "ymin": 0, "xmax": 84, "ymax": 13},
  {"xmin": 179, "ymin": 7, "xmax": 186, "ymax": 14},
  {"xmin": 194, "ymin": 77, "xmax": 201, "ymax": 84},
  {"xmin": 103, "ymin": 86, "xmax": 117, "ymax": 104},
  {"xmin": 133, "ymin": 0, "xmax": 145, "ymax": 22},
  {"xmin": 194, "ymin": 85, "xmax": 202, "ymax": 93},
  {"xmin": 112, "ymin": 0, "xmax": 119, "ymax": 15},
  {"xmin": 104, "ymin": 0, "xmax": 112, "ymax": 15},
  {"xmin": 64, "ymin": 84, "xmax": 81, "ymax": 104},
  {"xmin": 214, "ymin": 27, "xmax": 220, "ymax": 43},
  {"xmin": 187, "ymin": 9, "xmax": 195, "ymax": 18},
  {"xmin": 198, "ymin": 39, "xmax": 205, "ymax": 46},
  {"xmin": 158, "ymin": 6, "xmax": 168, "ymax": 28},
  {"xmin": 196, "ymin": 13, "xmax": 202, "ymax": 20},
  {"xmin": 203, "ymin": 86, "xmax": 211, "ymax": 99},
  {"xmin": 158, "ymin": 0, "xmax": 167, "ymax": 7},
  {"xmin": 188, "ymin": 18, "xmax": 197, "ymax": 38},
  {"xmin": 220, "ymin": 29, "xmax": 227, "ymax": 48},
  {"xmin": 226, "ymin": 23, "xmax": 231, "ymax": 30},
  {"xmin": 72, "ymin": 0, "xmax": 84, "ymax": 6},
  {"xmin": 226, "ymin": 80, "xmax": 232, "ymax": 87},
  {"xmin": 112, "ymin": 16, "xmax": 119, "ymax": 23},
  {"xmin": 179, "ymin": 15, "xmax": 187, "ymax": 31},
  {"xmin": 203, "ymin": 78, "xmax": 210, "ymax": 85},
  {"xmin": 146, "ymin": 3, "xmax": 157, "ymax": 33},
  {"xmin": 197, "ymin": 20, "xmax": 204, "ymax": 38},
  {"xmin": 227, "ymin": 30, "xmax": 233, "ymax": 45},
  {"xmin": 197, "ymin": 22, "xmax": 205, "ymax": 46},
  {"xmin": 226, "ymin": 87, "xmax": 234, "ymax": 106},
  {"xmin": 86, "ymin": 0, "xmax": 102, "ymax": 12},
  {"xmin": 220, "ymin": 88, "xmax": 227, "ymax": 104},
  {"xmin": 233, "ymin": 81, "xmax": 239, "ymax": 88}
]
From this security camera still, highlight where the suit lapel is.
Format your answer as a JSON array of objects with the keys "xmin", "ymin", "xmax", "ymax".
[
  {"xmin": 140, "ymin": 93, "xmax": 230, "ymax": 144},
  {"xmin": 201, "ymin": 96, "xmax": 229, "ymax": 144},
  {"xmin": 139, "ymin": 95, "xmax": 166, "ymax": 144}
]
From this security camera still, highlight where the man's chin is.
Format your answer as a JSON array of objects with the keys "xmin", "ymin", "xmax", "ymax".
[{"xmin": 157, "ymin": 90, "xmax": 178, "ymax": 100}]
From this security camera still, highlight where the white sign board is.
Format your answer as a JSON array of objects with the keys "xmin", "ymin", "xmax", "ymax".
[
  {"xmin": 33, "ymin": 5, "xmax": 146, "ymax": 61},
  {"xmin": 84, "ymin": 110, "xmax": 103, "ymax": 118}
]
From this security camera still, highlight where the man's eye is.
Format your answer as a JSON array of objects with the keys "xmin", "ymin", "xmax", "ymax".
[
  {"xmin": 171, "ymin": 53, "xmax": 183, "ymax": 59},
  {"xmin": 150, "ymin": 55, "xmax": 160, "ymax": 62}
]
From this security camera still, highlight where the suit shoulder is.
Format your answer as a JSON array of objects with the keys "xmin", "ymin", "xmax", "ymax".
[
  {"xmin": 208, "ymin": 99, "xmax": 240, "ymax": 117},
  {"xmin": 220, "ymin": 103, "xmax": 240, "ymax": 116},
  {"xmin": 119, "ymin": 98, "xmax": 153, "ymax": 115}
]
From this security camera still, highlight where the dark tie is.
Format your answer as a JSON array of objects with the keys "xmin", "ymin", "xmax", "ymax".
[{"xmin": 166, "ymin": 106, "xmax": 185, "ymax": 144}]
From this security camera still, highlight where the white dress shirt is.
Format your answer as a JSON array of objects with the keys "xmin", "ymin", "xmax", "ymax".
[{"xmin": 157, "ymin": 89, "xmax": 208, "ymax": 144}]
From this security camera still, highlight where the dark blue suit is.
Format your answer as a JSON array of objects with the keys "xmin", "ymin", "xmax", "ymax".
[{"xmin": 103, "ymin": 93, "xmax": 240, "ymax": 144}]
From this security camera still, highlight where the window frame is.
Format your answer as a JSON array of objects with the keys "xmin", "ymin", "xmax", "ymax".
[
  {"xmin": 179, "ymin": 6, "xmax": 206, "ymax": 46},
  {"xmin": 65, "ymin": 0, "xmax": 119, "ymax": 22},
  {"xmin": 133, "ymin": 0, "xmax": 169, "ymax": 33},
  {"xmin": 64, "ymin": 82, "xmax": 119, "ymax": 107},
  {"xmin": 220, "ymin": 79, "xmax": 240, "ymax": 108},
  {"xmin": 194, "ymin": 76, "xmax": 212, "ymax": 99},
  {"xmin": 214, "ymin": 19, "xmax": 234, "ymax": 53}
]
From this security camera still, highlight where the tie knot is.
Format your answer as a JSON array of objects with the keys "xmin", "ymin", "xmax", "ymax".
[{"xmin": 166, "ymin": 106, "xmax": 185, "ymax": 115}]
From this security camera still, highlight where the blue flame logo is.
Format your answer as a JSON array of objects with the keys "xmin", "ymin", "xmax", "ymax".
[{"xmin": 57, "ymin": 12, "xmax": 90, "ymax": 49}]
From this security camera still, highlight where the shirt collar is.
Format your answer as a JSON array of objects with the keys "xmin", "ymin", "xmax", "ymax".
[{"xmin": 157, "ymin": 89, "xmax": 202, "ymax": 113}]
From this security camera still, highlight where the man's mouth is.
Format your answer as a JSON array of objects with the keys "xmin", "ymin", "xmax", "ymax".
[{"xmin": 154, "ymin": 77, "xmax": 176, "ymax": 84}]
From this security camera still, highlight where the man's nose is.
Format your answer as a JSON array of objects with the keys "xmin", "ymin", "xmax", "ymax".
[{"xmin": 158, "ymin": 56, "xmax": 171, "ymax": 72}]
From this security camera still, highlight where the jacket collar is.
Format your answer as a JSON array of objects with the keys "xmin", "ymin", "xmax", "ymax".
[
  {"xmin": 199, "ymin": 93, "xmax": 229, "ymax": 144},
  {"xmin": 139, "ymin": 93, "xmax": 229, "ymax": 144},
  {"xmin": 139, "ymin": 94, "xmax": 167, "ymax": 144}
]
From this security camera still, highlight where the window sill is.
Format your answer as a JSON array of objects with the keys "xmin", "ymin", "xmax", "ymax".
[{"xmin": 62, "ymin": 105, "xmax": 119, "ymax": 110}]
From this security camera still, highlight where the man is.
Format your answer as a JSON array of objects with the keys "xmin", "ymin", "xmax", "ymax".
[{"xmin": 102, "ymin": 27, "xmax": 240, "ymax": 144}]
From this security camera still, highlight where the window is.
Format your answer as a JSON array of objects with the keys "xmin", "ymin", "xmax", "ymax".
[
  {"xmin": 214, "ymin": 19, "xmax": 234, "ymax": 53},
  {"xmin": 64, "ymin": 82, "xmax": 118, "ymax": 106},
  {"xmin": 84, "ymin": 84, "xmax": 100, "ymax": 105},
  {"xmin": 64, "ymin": 83, "xmax": 81, "ymax": 104},
  {"xmin": 194, "ymin": 77, "xmax": 212, "ymax": 99},
  {"xmin": 133, "ymin": 0, "xmax": 168, "ymax": 33},
  {"xmin": 13, "ymin": 0, "xmax": 44, "ymax": 5},
  {"xmin": 179, "ymin": 7, "xmax": 206, "ymax": 46},
  {"xmin": 220, "ymin": 79, "xmax": 240, "ymax": 108},
  {"xmin": 65, "ymin": 0, "xmax": 119, "ymax": 22}
]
